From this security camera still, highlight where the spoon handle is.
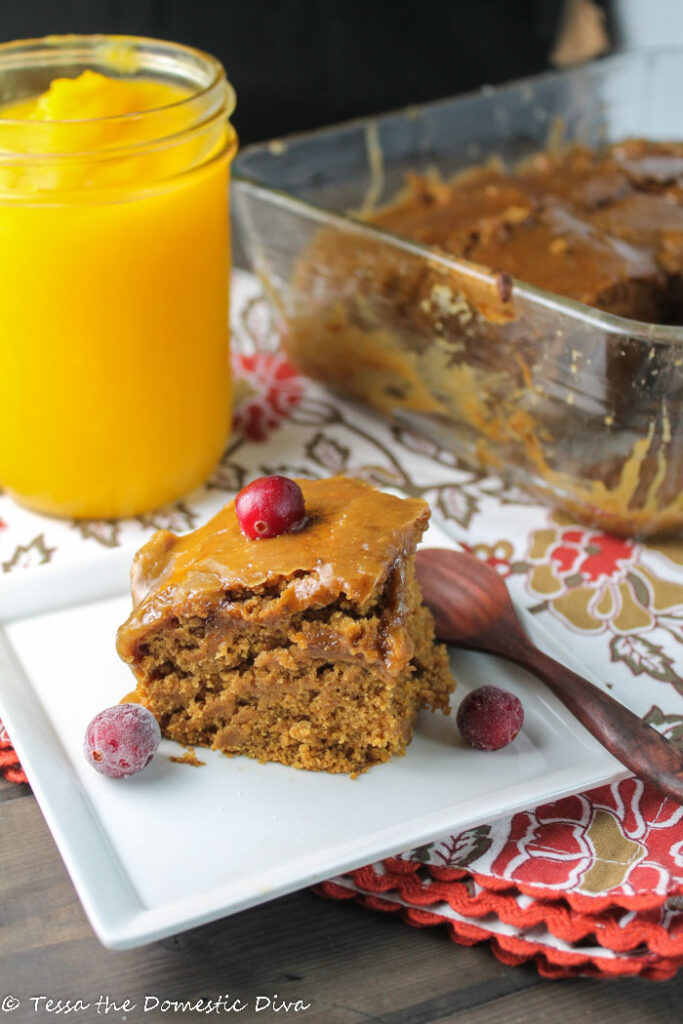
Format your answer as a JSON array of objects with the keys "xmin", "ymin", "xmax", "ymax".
[{"xmin": 518, "ymin": 643, "xmax": 683, "ymax": 804}]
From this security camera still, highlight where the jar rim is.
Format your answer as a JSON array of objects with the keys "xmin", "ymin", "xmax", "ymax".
[{"xmin": 0, "ymin": 34, "xmax": 236, "ymax": 126}]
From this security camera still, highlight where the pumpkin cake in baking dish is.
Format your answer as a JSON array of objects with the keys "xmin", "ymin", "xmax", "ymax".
[{"xmin": 116, "ymin": 475, "xmax": 455, "ymax": 775}]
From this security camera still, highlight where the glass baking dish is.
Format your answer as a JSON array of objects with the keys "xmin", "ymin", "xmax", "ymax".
[{"xmin": 233, "ymin": 50, "xmax": 683, "ymax": 537}]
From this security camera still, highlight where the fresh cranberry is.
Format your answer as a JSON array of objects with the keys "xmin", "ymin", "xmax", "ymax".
[
  {"xmin": 235, "ymin": 475, "xmax": 307, "ymax": 539},
  {"xmin": 456, "ymin": 685, "xmax": 524, "ymax": 751},
  {"xmin": 84, "ymin": 704, "xmax": 161, "ymax": 778}
]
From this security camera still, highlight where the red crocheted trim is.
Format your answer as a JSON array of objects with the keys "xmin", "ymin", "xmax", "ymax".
[
  {"xmin": 457, "ymin": 868, "xmax": 682, "ymax": 914},
  {"xmin": 398, "ymin": 780, "xmax": 683, "ymax": 912},
  {"xmin": 315, "ymin": 881, "xmax": 683, "ymax": 981},
  {"xmin": 384, "ymin": 856, "xmax": 683, "ymax": 915},
  {"xmin": 339, "ymin": 863, "xmax": 683, "ymax": 958},
  {"xmin": 0, "ymin": 739, "xmax": 27, "ymax": 785}
]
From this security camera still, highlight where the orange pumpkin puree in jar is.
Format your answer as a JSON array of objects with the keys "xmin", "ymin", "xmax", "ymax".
[{"xmin": 0, "ymin": 37, "xmax": 237, "ymax": 518}]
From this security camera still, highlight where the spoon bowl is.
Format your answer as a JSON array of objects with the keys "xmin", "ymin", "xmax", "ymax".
[{"xmin": 415, "ymin": 547, "xmax": 683, "ymax": 804}]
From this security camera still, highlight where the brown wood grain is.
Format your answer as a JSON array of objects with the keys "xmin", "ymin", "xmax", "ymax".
[
  {"xmin": 0, "ymin": 775, "xmax": 30, "ymax": 802},
  {"xmin": 0, "ymin": 794, "xmax": 681, "ymax": 1024},
  {"xmin": 428, "ymin": 972, "xmax": 683, "ymax": 1024}
]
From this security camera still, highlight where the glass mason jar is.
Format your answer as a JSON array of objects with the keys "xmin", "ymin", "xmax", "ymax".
[{"xmin": 0, "ymin": 36, "xmax": 237, "ymax": 518}]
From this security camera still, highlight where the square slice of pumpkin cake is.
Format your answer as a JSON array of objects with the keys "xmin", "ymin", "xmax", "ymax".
[{"xmin": 116, "ymin": 475, "xmax": 455, "ymax": 774}]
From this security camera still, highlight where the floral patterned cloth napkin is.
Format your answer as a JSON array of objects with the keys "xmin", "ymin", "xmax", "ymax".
[{"xmin": 1, "ymin": 270, "xmax": 682, "ymax": 979}]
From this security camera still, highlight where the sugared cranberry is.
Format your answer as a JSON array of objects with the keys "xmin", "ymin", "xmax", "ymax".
[
  {"xmin": 456, "ymin": 685, "xmax": 524, "ymax": 751},
  {"xmin": 235, "ymin": 475, "xmax": 307, "ymax": 539},
  {"xmin": 84, "ymin": 704, "xmax": 161, "ymax": 778}
]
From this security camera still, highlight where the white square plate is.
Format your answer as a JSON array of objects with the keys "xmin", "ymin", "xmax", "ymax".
[{"xmin": 0, "ymin": 521, "xmax": 625, "ymax": 949}]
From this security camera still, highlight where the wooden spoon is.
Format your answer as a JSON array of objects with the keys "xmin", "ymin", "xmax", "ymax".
[{"xmin": 415, "ymin": 547, "xmax": 683, "ymax": 804}]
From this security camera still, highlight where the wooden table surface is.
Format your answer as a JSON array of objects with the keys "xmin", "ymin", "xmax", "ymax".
[{"xmin": 1, "ymin": 775, "xmax": 681, "ymax": 1024}]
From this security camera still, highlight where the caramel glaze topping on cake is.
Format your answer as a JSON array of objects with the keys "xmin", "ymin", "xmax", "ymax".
[
  {"xmin": 119, "ymin": 476, "xmax": 429, "ymax": 669},
  {"xmin": 116, "ymin": 476, "xmax": 455, "ymax": 775}
]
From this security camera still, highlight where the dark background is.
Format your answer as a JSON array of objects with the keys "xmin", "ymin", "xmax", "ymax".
[{"xmin": 0, "ymin": 1, "xmax": 612, "ymax": 144}]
